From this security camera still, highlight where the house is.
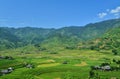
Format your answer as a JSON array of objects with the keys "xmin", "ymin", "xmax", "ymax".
[
  {"xmin": 91, "ymin": 65, "xmax": 111, "ymax": 71},
  {"xmin": 0, "ymin": 67, "xmax": 14, "ymax": 75},
  {"xmin": 8, "ymin": 67, "xmax": 14, "ymax": 72},
  {"xmin": 1, "ymin": 69, "xmax": 10, "ymax": 75},
  {"xmin": 101, "ymin": 65, "xmax": 111, "ymax": 71},
  {"xmin": 26, "ymin": 64, "xmax": 34, "ymax": 69}
]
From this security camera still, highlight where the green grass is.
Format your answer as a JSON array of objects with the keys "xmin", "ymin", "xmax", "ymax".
[{"xmin": 0, "ymin": 48, "xmax": 120, "ymax": 79}]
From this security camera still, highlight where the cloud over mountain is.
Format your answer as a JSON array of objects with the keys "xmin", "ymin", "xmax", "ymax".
[{"xmin": 98, "ymin": 12, "xmax": 107, "ymax": 18}]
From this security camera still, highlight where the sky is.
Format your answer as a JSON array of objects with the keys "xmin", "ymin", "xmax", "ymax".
[{"xmin": 0, "ymin": 0, "xmax": 120, "ymax": 28}]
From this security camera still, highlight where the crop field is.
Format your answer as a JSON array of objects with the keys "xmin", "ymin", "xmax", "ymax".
[{"xmin": 0, "ymin": 48, "xmax": 120, "ymax": 79}]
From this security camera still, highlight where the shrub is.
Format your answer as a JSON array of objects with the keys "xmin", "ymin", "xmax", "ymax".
[
  {"xmin": 89, "ymin": 70, "xmax": 95, "ymax": 78},
  {"xmin": 112, "ymin": 49, "xmax": 118, "ymax": 55}
]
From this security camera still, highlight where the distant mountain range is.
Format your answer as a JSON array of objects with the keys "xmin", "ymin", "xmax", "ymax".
[{"xmin": 0, "ymin": 18, "xmax": 120, "ymax": 50}]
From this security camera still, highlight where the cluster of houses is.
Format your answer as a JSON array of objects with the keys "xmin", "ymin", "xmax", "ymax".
[
  {"xmin": 0, "ymin": 67, "xmax": 14, "ymax": 75},
  {"xmin": 91, "ymin": 61, "xmax": 120, "ymax": 71},
  {"xmin": 91, "ymin": 65, "xmax": 111, "ymax": 71},
  {"xmin": 0, "ymin": 63, "xmax": 34, "ymax": 76}
]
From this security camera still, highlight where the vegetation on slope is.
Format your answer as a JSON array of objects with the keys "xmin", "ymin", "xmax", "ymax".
[
  {"xmin": 0, "ymin": 18, "xmax": 120, "ymax": 50},
  {"xmin": 85, "ymin": 26, "xmax": 120, "ymax": 55}
]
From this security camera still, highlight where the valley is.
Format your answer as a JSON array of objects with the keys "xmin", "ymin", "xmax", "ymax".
[
  {"xmin": 0, "ymin": 47, "xmax": 120, "ymax": 79},
  {"xmin": 0, "ymin": 19, "xmax": 120, "ymax": 79}
]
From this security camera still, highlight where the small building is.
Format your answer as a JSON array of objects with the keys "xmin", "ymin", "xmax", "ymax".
[
  {"xmin": 8, "ymin": 67, "xmax": 14, "ymax": 72},
  {"xmin": 1, "ymin": 69, "xmax": 10, "ymax": 75},
  {"xmin": 0, "ymin": 67, "xmax": 14, "ymax": 75},
  {"xmin": 101, "ymin": 65, "xmax": 111, "ymax": 71},
  {"xmin": 26, "ymin": 64, "xmax": 34, "ymax": 69},
  {"xmin": 91, "ymin": 65, "xmax": 111, "ymax": 71}
]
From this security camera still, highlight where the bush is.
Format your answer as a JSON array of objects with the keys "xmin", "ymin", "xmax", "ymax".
[
  {"xmin": 62, "ymin": 61, "xmax": 68, "ymax": 64},
  {"xmin": 100, "ymin": 63, "xmax": 109, "ymax": 66},
  {"xmin": 50, "ymin": 51, "xmax": 58, "ymax": 54},
  {"xmin": 65, "ymin": 46, "xmax": 76, "ymax": 50},
  {"xmin": 89, "ymin": 70, "xmax": 95, "ymax": 78},
  {"xmin": 112, "ymin": 49, "xmax": 118, "ymax": 55}
]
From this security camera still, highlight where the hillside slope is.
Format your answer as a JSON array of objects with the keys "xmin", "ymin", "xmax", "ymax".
[
  {"xmin": 101, "ymin": 26, "xmax": 120, "ymax": 49},
  {"xmin": 84, "ymin": 26, "xmax": 120, "ymax": 55},
  {"xmin": 0, "ymin": 18, "xmax": 120, "ymax": 50}
]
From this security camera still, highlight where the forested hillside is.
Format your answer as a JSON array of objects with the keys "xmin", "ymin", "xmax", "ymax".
[
  {"xmin": 88, "ymin": 26, "xmax": 120, "ymax": 55},
  {"xmin": 0, "ymin": 18, "xmax": 120, "ymax": 50}
]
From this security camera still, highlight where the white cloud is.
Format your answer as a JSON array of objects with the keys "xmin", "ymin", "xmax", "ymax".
[
  {"xmin": 110, "ymin": 6, "xmax": 120, "ymax": 14},
  {"xmin": 97, "ymin": 6, "xmax": 120, "ymax": 19},
  {"xmin": 110, "ymin": 6, "xmax": 120, "ymax": 18},
  {"xmin": 98, "ymin": 12, "xmax": 107, "ymax": 18}
]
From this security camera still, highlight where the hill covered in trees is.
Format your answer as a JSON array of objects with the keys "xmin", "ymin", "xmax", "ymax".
[
  {"xmin": 87, "ymin": 26, "xmax": 120, "ymax": 55},
  {"xmin": 0, "ymin": 18, "xmax": 120, "ymax": 50}
]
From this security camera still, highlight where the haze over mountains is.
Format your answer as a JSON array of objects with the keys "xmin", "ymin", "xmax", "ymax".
[{"xmin": 0, "ymin": 18, "xmax": 120, "ymax": 50}]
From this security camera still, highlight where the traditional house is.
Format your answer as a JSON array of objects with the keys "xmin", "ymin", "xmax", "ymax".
[
  {"xmin": 0, "ymin": 67, "xmax": 14, "ymax": 75},
  {"xmin": 91, "ymin": 65, "xmax": 111, "ymax": 71},
  {"xmin": 101, "ymin": 65, "xmax": 111, "ymax": 71},
  {"xmin": 26, "ymin": 64, "xmax": 34, "ymax": 69},
  {"xmin": 1, "ymin": 69, "xmax": 10, "ymax": 75},
  {"xmin": 8, "ymin": 67, "xmax": 14, "ymax": 72}
]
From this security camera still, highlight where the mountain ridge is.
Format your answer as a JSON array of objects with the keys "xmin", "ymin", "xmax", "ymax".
[{"xmin": 0, "ymin": 18, "xmax": 120, "ymax": 50}]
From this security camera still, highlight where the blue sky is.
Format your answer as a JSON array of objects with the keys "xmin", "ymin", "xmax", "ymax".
[{"xmin": 0, "ymin": 0, "xmax": 120, "ymax": 28}]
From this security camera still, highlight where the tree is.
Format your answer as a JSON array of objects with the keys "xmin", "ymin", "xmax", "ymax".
[
  {"xmin": 112, "ymin": 49, "xmax": 118, "ymax": 55},
  {"xmin": 89, "ymin": 70, "xmax": 95, "ymax": 78}
]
